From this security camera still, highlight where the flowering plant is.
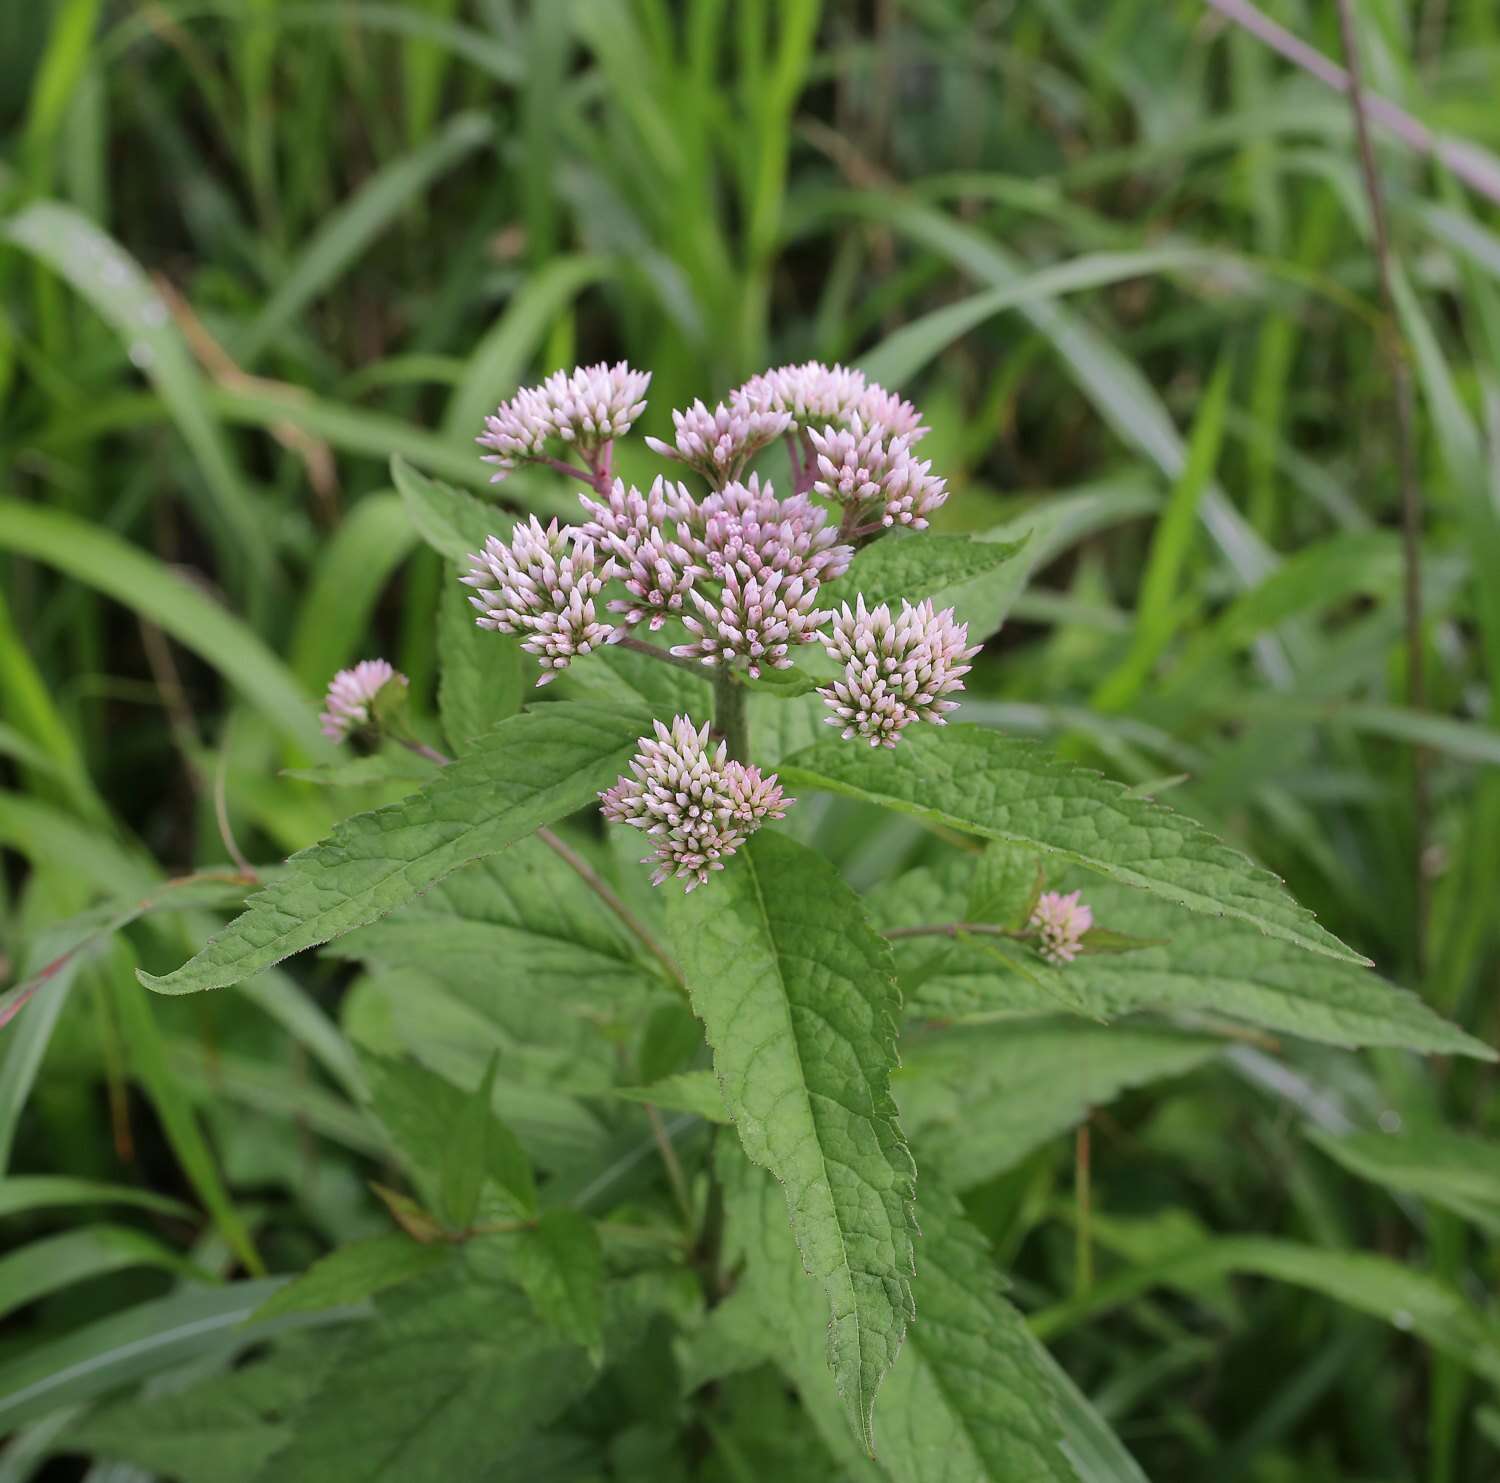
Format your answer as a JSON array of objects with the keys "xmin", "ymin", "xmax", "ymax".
[{"xmin": 139, "ymin": 361, "xmax": 1478, "ymax": 1475}]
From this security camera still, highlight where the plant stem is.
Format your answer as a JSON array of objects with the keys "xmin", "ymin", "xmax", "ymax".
[
  {"xmin": 713, "ymin": 670, "xmax": 749, "ymax": 761},
  {"xmin": 615, "ymin": 634, "xmax": 707, "ymax": 676},
  {"xmin": 644, "ymin": 1102, "xmax": 694, "ymax": 1227},
  {"xmin": 1332, "ymin": 0, "xmax": 1429, "ymax": 977},
  {"xmin": 883, "ymin": 921, "xmax": 1026, "ymax": 941},
  {"xmin": 1074, "ymin": 1120, "xmax": 1093, "ymax": 1294}
]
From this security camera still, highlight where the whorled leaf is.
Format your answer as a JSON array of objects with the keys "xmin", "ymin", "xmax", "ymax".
[
  {"xmin": 665, "ymin": 831, "xmax": 916, "ymax": 1452},
  {"xmin": 141, "ymin": 702, "xmax": 650, "ymax": 995},
  {"xmin": 780, "ymin": 725, "xmax": 1368, "ymax": 966}
]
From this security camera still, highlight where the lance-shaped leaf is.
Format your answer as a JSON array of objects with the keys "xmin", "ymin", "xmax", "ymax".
[
  {"xmin": 142, "ymin": 702, "xmax": 649, "ymax": 994},
  {"xmin": 665, "ymin": 831, "xmax": 916, "ymax": 1453},
  {"xmin": 780, "ymin": 726, "xmax": 1366, "ymax": 966}
]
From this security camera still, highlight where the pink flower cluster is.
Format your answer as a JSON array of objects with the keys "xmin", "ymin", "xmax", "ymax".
[
  {"xmin": 600, "ymin": 717, "xmax": 792, "ymax": 890},
  {"xmin": 320, "ymin": 659, "xmax": 406, "ymax": 741},
  {"xmin": 731, "ymin": 361, "xmax": 925, "ymax": 441},
  {"xmin": 817, "ymin": 598, "xmax": 979, "ymax": 747},
  {"xmin": 645, "ymin": 400, "xmax": 791, "ymax": 485},
  {"xmin": 809, "ymin": 415, "xmax": 947, "ymax": 531},
  {"xmin": 478, "ymin": 361, "xmax": 650, "ymax": 480},
  {"xmin": 1030, "ymin": 890, "xmax": 1094, "ymax": 965}
]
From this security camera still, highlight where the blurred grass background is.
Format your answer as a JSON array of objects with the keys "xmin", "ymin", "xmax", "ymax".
[{"xmin": 3, "ymin": 1, "xmax": 1500, "ymax": 1478}]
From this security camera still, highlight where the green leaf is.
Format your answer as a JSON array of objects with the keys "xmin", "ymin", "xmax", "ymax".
[
  {"xmin": 142, "ymin": 701, "xmax": 650, "ymax": 994},
  {"xmin": 252, "ymin": 1268, "xmax": 594, "ymax": 1482},
  {"xmin": 780, "ymin": 725, "xmax": 1367, "ymax": 965},
  {"xmin": 438, "ymin": 569, "xmax": 524, "ymax": 754},
  {"xmin": 279, "ymin": 751, "xmax": 432, "ymax": 788},
  {"xmin": 896, "ymin": 1019, "xmax": 1221, "ymax": 1188},
  {"xmin": 1308, "ymin": 1128, "xmax": 1500, "ymax": 1235},
  {"xmin": 872, "ymin": 1180, "xmax": 1079, "ymax": 1483},
  {"xmin": 367, "ymin": 1055, "xmax": 537, "ymax": 1221},
  {"xmin": 0, "ymin": 1175, "xmax": 192, "ymax": 1221},
  {"xmin": 614, "ymin": 1070, "xmax": 731, "ymax": 1124},
  {"xmin": 393, "ymin": 454, "xmax": 512, "ymax": 562},
  {"xmin": 665, "ymin": 831, "xmax": 916, "ymax": 1451},
  {"xmin": 820, "ymin": 532, "xmax": 1032, "ymax": 640},
  {"xmin": 472, "ymin": 1211, "xmax": 605, "ymax": 1359},
  {"xmin": 252, "ymin": 1235, "xmax": 452, "ymax": 1321},
  {"xmin": 0, "ymin": 1225, "xmax": 204, "ymax": 1323},
  {"xmin": 441, "ymin": 1053, "xmax": 501, "ymax": 1229}
]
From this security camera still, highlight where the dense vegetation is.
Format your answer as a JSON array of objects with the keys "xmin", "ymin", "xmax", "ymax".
[{"xmin": 3, "ymin": 2, "xmax": 1500, "ymax": 1479}]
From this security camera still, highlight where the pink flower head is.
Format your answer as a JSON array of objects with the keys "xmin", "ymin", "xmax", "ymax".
[
  {"xmin": 856, "ymin": 383, "xmax": 928, "ymax": 441},
  {"xmin": 808, "ymin": 414, "xmax": 947, "ymax": 530},
  {"xmin": 694, "ymin": 475, "xmax": 852, "ymax": 585},
  {"xmin": 478, "ymin": 361, "xmax": 650, "ymax": 480},
  {"xmin": 672, "ymin": 564, "xmax": 825, "ymax": 679},
  {"xmin": 817, "ymin": 597, "xmax": 979, "ymax": 747},
  {"xmin": 600, "ymin": 716, "xmax": 793, "ymax": 890},
  {"xmin": 645, "ymin": 399, "xmax": 792, "ymax": 485},
  {"xmin": 1030, "ymin": 890, "xmax": 1094, "ymax": 965},
  {"xmin": 732, "ymin": 360, "xmax": 868, "ymax": 429},
  {"xmin": 462, "ymin": 517, "xmax": 620, "ymax": 685},
  {"xmin": 577, "ymin": 477, "xmax": 703, "ymax": 631},
  {"xmin": 320, "ymin": 659, "xmax": 407, "ymax": 742}
]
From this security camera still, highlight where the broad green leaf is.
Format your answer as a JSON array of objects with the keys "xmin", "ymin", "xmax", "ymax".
[
  {"xmin": 562, "ymin": 638, "xmax": 713, "ymax": 722},
  {"xmin": 0, "ymin": 1175, "xmax": 191, "ymax": 1221},
  {"xmin": 780, "ymin": 725, "xmax": 1367, "ymax": 965},
  {"xmin": 367, "ymin": 1055, "xmax": 537, "ymax": 1221},
  {"xmin": 393, "ymin": 454, "xmax": 512, "ymax": 562},
  {"xmin": 252, "ymin": 1235, "xmax": 452, "ymax": 1321},
  {"xmin": 441, "ymin": 1054, "xmax": 501, "ymax": 1228},
  {"xmin": 142, "ymin": 702, "xmax": 650, "ymax": 994},
  {"xmin": 872, "ymin": 1180, "xmax": 1079, "ymax": 1483},
  {"xmin": 0, "ymin": 1225, "xmax": 203, "ymax": 1323},
  {"xmin": 820, "ymin": 532, "xmax": 1031, "ymax": 640},
  {"xmin": 252, "ymin": 1268, "xmax": 593, "ymax": 1482},
  {"xmin": 471, "ymin": 1211, "xmax": 605, "ymax": 1359},
  {"xmin": 280, "ymin": 751, "xmax": 432, "ymax": 789},
  {"xmin": 1309, "ymin": 1128, "xmax": 1500, "ymax": 1235},
  {"xmin": 896, "ymin": 1019, "xmax": 1221, "ymax": 1188},
  {"xmin": 438, "ymin": 569, "xmax": 524, "ymax": 754},
  {"xmin": 615, "ymin": 1070, "xmax": 731, "ymax": 1124},
  {"xmin": 665, "ymin": 831, "xmax": 916, "ymax": 1451}
]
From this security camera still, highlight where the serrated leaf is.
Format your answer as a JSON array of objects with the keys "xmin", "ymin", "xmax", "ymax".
[
  {"xmin": 280, "ymin": 751, "xmax": 433, "ymax": 788},
  {"xmin": 367, "ymin": 1055, "xmax": 538, "ymax": 1220},
  {"xmin": 820, "ymin": 531, "xmax": 1031, "ymax": 639},
  {"xmin": 252, "ymin": 1268, "xmax": 594, "ymax": 1482},
  {"xmin": 896, "ymin": 1019, "xmax": 1221, "ymax": 1187},
  {"xmin": 614, "ymin": 1070, "xmax": 730, "ymax": 1123},
  {"xmin": 471, "ymin": 1211, "xmax": 605, "ymax": 1359},
  {"xmin": 1309, "ymin": 1128, "xmax": 1500, "ymax": 1234},
  {"xmin": 563, "ymin": 638, "xmax": 713, "ymax": 720},
  {"xmin": 779, "ymin": 725, "xmax": 1368, "ymax": 966},
  {"xmin": 873, "ymin": 1180, "xmax": 1079, "ymax": 1483},
  {"xmin": 142, "ymin": 702, "xmax": 650, "ymax": 994},
  {"xmin": 664, "ymin": 831, "xmax": 915, "ymax": 1452},
  {"xmin": 438, "ymin": 571, "xmax": 524, "ymax": 754},
  {"xmin": 253, "ymin": 1235, "xmax": 452, "ymax": 1321},
  {"xmin": 393, "ymin": 454, "xmax": 511, "ymax": 561}
]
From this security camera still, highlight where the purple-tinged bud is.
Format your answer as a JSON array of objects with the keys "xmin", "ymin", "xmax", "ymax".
[
  {"xmin": 817, "ymin": 597, "xmax": 979, "ymax": 746},
  {"xmin": 855, "ymin": 384, "xmax": 928, "ymax": 442},
  {"xmin": 320, "ymin": 659, "xmax": 408, "ymax": 742},
  {"xmin": 645, "ymin": 399, "xmax": 792, "ymax": 484},
  {"xmin": 695, "ymin": 475, "xmax": 852, "ymax": 584},
  {"xmin": 600, "ymin": 715, "xmax": 793, "ymax": 890},
  {"xmin": 462, "ymin": 517, "xmax": 620, "ymax": 685},
  {"xmin": 578, "ymin": 477, "xmax": 703, "ymax": 631},
  {"xmin": 808, "ymin": 415, "xmax": 947, "ymax": 530},
  {"xmin": 673, "ymin": 564, "xmax": 825, "ymax": 679},
  {"xmin": 731, "ymin": 360, "xmax": 868, "ymax": 429},
  {"xmin": 1030, "ymin": 890, "xmax": 1094, "ymax": 965},
  {"xmin": 477, "ymin": 362, "xmax": 649, "ymax": 481}
]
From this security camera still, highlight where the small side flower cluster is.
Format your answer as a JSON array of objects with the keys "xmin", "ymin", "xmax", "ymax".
[
  {"xmin": 818, "ymin": 598, "xmax": 979, "ymax": 747},
  {"xmin": 463, "ymin": 518, "xmax": 619, "ymax": 683},
  {"xmin": 809, "ymin": 415, "xmax": 947, "ymax": 531},
  {"xmin": 600, "ymin": 717, "xmax": 791, "ymax": 890},
  {"xmin": 732, "ymin": 361, "xmax": 925, "ymax": 441},
  {"xmin": 645, "ymin": 401, "xmax": 791, "ymax": 485},
  {"xmin": 1030, "ymin": 890, "xmax": 1094, "ymax": 965},
  {"xmin": 479, "ymin": 361, "xmax": 650, "ymax": 481},
  {"xmin": 320, "ymin": 660, "xmax": 407, "ymax": 742}
]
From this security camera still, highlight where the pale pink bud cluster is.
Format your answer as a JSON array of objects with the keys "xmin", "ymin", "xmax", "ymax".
[
  {"xmin": 578, "ymin": 477, "xmax": 702, "ymax": 631},
  {"xmin": 732, "ymin": 361, "xmax": 928, "ymax": 442},
  {"xmin": 645, "ymin": 400, "xmax": 792, "ymax": 485},
  {"xmin": 320, "ymin": 659, "xmax": 407, "ymax": 742},
  {"xmin": 817, "ymin": 597, "xmax": 979, "ymax": 746},
  {"xmin": 674, "ymin": 565, "xmax": 826, "ymax": 679},
  {"xmin": 600, "ymin": 716, "xmax": 792, "ymax": 890},
  {"xmin": 478, "ymin": 361, "xmax": 650, "ymax": 479},
  {"xmin": 808, "ymin": 414, "xmax": 947, "ymax": 530},
  {"xmin": 462, "ymin": 518, "xmax": 619, "ymax": 685},
  {"xmin": 1030, "ymin": 890, "xmax": 1094, "ymax": 965},
  {"xmin": 695, "ymin": 476, "xmax": 852, "ymax": 585}
]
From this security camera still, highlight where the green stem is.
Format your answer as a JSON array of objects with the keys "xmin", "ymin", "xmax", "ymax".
[{"xmin": 713, "ymin": 670, "xmax": 749, "ymax": 762}]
